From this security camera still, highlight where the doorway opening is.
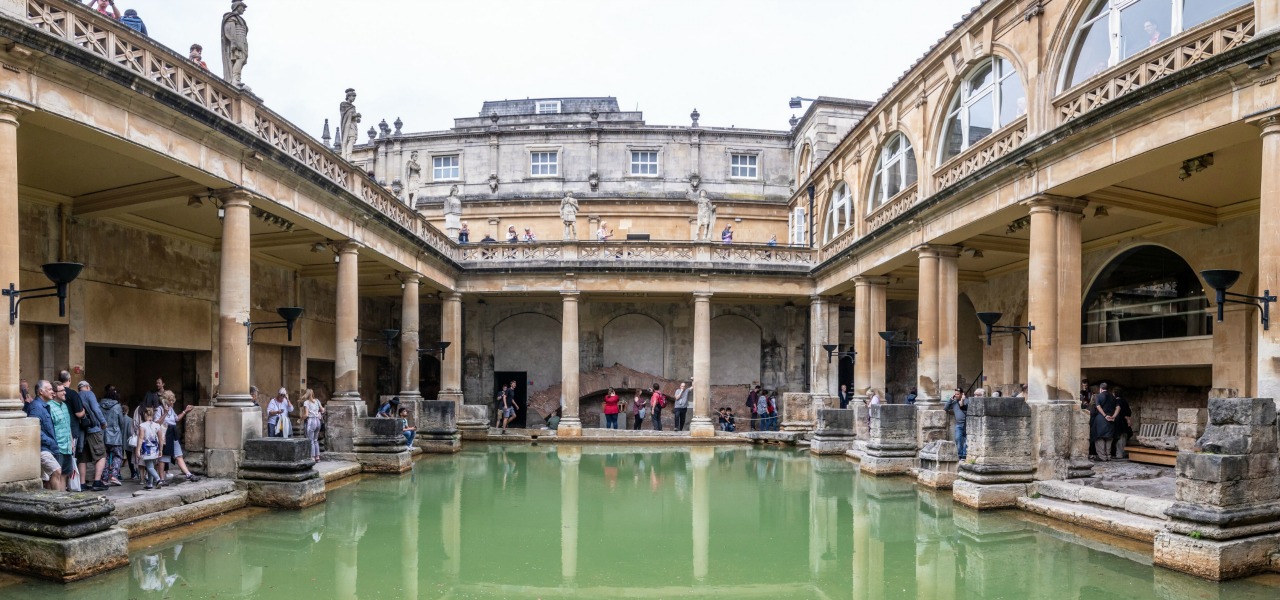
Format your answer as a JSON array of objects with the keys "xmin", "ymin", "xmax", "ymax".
[{"xmin": 493, "ymin": 371, "xmax": 528, "ymax": 428}]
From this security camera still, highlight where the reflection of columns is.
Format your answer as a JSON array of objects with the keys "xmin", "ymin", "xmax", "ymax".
[
  {"xmin": 809, "ymin": 296, "xmax": 832, "ymax": 397},
  {"xmin": 399, "ymin": 273, "xmax": 422, "ymax": 401},
  {"xmin": 401, "ymin": 479, "xmax": 419, "ymax": 597},
  {"xmin": 1024, "ymin": 197, "xmax": 1086, "ymax": 401},
  {"xmin": 215, "ymin": 193, "xmax": 254, "ymax": 407},
  {"xmin": 334, "ymin": 242, "xmax": 362, "ymax": 401},
  {"xmin": 443, "ymin": 467, "xmax": 462, "ymax": 577},
  {"xmin": 559, "ymin": 292, "xmax": 583, "ymax": 436},
  {"xmin": 854, "ymin": 276, "xmax": 889, "ymax": 396},
  {"xmin": 440, "ymin": 292, "xmax": 463, "ymax": 403},
  {"xmin": 690, "ymin": 446, "xmax": 712, "ymax": 581},
  {"xmin": 1256, "ymin": 117, "xmax": 1280, "ymax": 400},
  {"xmin": 690, "ymin": 293, "xmax": 715, "ymax": 436},
  {"xmin": 558, "ymin": 446, "xmax": 581, "ymax": 584},
  {"xmin": 336, "ymin": 540, "xmax": 358, "ymax": 600},
  {"xmin": 0, "ymin": 103, "xmax": 36, "ymax": 486},
  {"xmin": 915, "ymin": 245, "xmax": 959, "ymax": 401}
]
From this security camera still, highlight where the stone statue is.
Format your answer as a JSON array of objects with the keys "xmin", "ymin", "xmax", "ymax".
[
  {"xmin": 405, "ymin": 151, "xmax": 421, "ymax": 199},
  {"xmin": 443, "ymin": 185, "xmax": 463, "ymax": 239},
  {"xmin": 220, "ymin": 1, "xmax": 249, "ymax": 88},
  {"xmin": 688, "ymin": 187, "xmax": 716, "ymax": 241},
  {"xmin": 560, "ymin": 192, "xmax": 579, "ymax": 239},
  {"xmin": 339, "ymin": 88, "xmax": 360, "ymax": 160}
]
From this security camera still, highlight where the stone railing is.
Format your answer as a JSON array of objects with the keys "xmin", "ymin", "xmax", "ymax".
[
  {"xmin": 459, "ymin": 241, "xmax": 813, "ymax": 271},
  {"xmin": 818, "ymin": 223, "xmax": 860, "ymax": 263},
  {"xmin": 21, "ymin": 0, "xmax": 460, "ymax": 263},
  {"xmin": 865, "ymin": 183, "xmax": 919, "ymax": 232},
  {"xmin": 933, "ymin": 119, "xmax": 1027, "ymax": 190},
  {"xmin": 1054, "ymin": 8, "xmax": 1255, "ymax": 124}
]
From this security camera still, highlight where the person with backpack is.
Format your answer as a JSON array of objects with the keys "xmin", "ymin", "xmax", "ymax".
[
  {"xmin": 755, "ymin": 388, "xmax": 769, "ymax": 432},
  {"xmin": 99, "ymin": 385, "xmax": 129, "ymax": 486},
  {"xmin": 649, "ymin": 384, "xmax": 666, "ymax": 431},
  {"xmin": 745, "ymin": 386, "xmax": 760, "ymax": 431},
  {"xmin": 765, "ymin": 392, "xmax": 779, "ymax": 431}
]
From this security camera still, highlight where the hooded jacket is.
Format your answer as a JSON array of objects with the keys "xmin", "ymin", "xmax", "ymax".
[{"xmin": 100, "ymin": 397, "xmax": 127, "ymax": 446}]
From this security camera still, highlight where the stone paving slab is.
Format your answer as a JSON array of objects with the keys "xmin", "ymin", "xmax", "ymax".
[
  {"xmin": 1080, "ymin": 460, "xmax": 1176, "ymax": 500},
  {"xmin": 314, "ymin": 460, "xmax": 362, "ymax": 484},
  {"xmin": 1018, "ymin": 495, "xmax": 1166, "ymax": 542}
]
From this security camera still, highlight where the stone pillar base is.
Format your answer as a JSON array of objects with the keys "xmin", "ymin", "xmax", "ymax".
[
  {"xmin": 246, "ymin": 478, "xmax": 326, "ymax": 509},
  {"xmin": 689, "ymin": 417, "xmax": 715, "ymax": 438},
  {"xmin": 1153, "ymin": 529, "xmax": 1280, "ymax": 581},
  {"xmin": 952, "ymin": 480, "xmax": 1028, "ymax": 510},
  {"xmin": 457, "ymin": 404, "xmax": 490, "ymax": 440},
  {"xmin": 353, "ymin": 417, "xmax": 413, "ymax": 473},
  {"xmin": 557, "ymin": 417, "xmax": 583, "ymax": 437},
  {"xmin": 916, "ymin": 440, "xmax": 959, "ymax": 489},
  {"xmin": 0, "ymin": 418, "xmax": 39, "ymax": 486},
  {"xmin": 1029, "ymin": 401, "xmax": 1093, "ymax": 480},
  {"xmin": 810, "ymin": 409, "xmax": 856, "ymax": 455},
  {"xmin": 0, "ymin": 491, "xmax": 128, "ymax": 582},
  {"xmin": 204, "ymin": 406, "xmax": 263, "ymax": 478},
  {"xmin": 915, "ymin": 403, "xmax": 948, "ymax": 449},
  {"xmin": 419, "ymin": 433, "xmax": 462, "ymax": 453},
  {"xmin": 357, "ymin": 451, "xmax": 413, "ymax": 473},
  {"xmin": 325, "ymin": 400, "xmax": 366, "ymax": 455},
  {"xmin": 810, "ymin": 436, "xmax": 855, "ymax": 455},
  {"xmin": 859, "ymin": 455, "xmax": 915, "ymax": 476},
  {"xmin": 418, "ymin": 400, "xmax": 461, "ymax": 453},
  {"xmin": 239, "ymin": 438, "xmax": 324, "ymax": 509}
]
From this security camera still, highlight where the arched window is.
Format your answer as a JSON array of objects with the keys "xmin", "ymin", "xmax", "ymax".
[
  {"xmin": 1063, "ymin": 0, "xmax": 1250, "ymax": 90},
  {"xmin": 824, "ymin": 183, "xmax": 852, "ymax": 242},
  {"xmin": 869, "ymin": 133, "xmax": 917, "ymax": 208},
  {"xmin": 940, "ymin": 57, "xmax": 1025, "ymax": 161},
  {"xmin": 1082, "ymin": 245, "xmax": 1211, "ymax": 344}
]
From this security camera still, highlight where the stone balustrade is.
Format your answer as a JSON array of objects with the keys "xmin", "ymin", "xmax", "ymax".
[
  {"xmin": 459, "ymin": 240, "xmax": 814, "ymax": 272},
  {"xmin": 866, "ymin": 184, "xmax": 919, "ymax": 232}
]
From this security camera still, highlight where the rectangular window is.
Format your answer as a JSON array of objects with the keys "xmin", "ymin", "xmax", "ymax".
[
  {"xmin": 530, "ymin": 151, "xmax": 558, "ymax": 176},
  {"xmin": 432, "ymin": 155, "xmax": 460, "ymax": 180},
  {"xmin": 791, "ymin": 207, "xmax": 807, "ymax": 245},
  {"xmin": 536, "ymin": 101, "xmax": 561, "ymax": 114},
  {"xmin": 731, "ymin": 154, "xmax": 758, "ymax": 178},
  {"xmin": 630, "ymin": 151, "xmax": 659, "ymax": 175}
]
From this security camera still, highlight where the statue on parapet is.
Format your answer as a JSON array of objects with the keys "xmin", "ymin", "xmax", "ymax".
[
  {"xmin": 339, "ymin": 88, "xmax": 360, "ymax": 160},
  {"xmin": 405, "ymin": 151, "xmax": 422, "ymax": 201},
  {"xmin": 221, "ymin": 1, "xmax": 249, "ymax": 88},
  {"xmin": 443, "ymin": 185, "xmax": 463, "ymax": 239},
  {"xmin": 688, "ymin": 187, "xmax": 716, "ymax": 241},
  {"xmin": 560, "ymin": 192, "xmax": 579, "ymax": 240}
]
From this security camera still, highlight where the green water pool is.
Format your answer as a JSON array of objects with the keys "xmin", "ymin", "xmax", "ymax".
[{"xmin": 2, "ymin": 444, "xmax": 1279, "ymax": 599}]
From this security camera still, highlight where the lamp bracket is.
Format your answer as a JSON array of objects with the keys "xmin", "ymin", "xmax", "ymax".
[{"xmin": 4, "ymin": 283, "xmax": 61, "ymax": 325}]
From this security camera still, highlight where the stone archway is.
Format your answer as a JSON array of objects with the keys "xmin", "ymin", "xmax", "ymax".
[
  {"xmin": 493, "ymin": 312, "xmax": 562, "ymax": 393},
  {"xmin": 602, "ymin": 313, "xmax": 665, "ymax": 377}
]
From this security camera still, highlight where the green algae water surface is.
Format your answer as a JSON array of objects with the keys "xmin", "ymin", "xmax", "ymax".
[{"xmin": 3, "ymin": 444, "xmax": 1280, "ymax": 599}]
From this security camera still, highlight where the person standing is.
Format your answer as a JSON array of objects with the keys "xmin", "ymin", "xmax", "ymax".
[
  {"xmin": 119, "ymin": 8, "xmax": 147, "ymax": 35},
  {"xmin": 506, "ymin": 225, "xmax": 519, "ymax": 243},
  {"xmin": 602, "ymin": 388, "xmax": 621, "ymax": 430},
  {"xmin": 1112, "ymin": 386, "xmax": 1133, "ymax": 460},
  {"xmin": 501, "ymin": 380, "xmax": 519, "ymax": 432},
  {"xmin": 157, "ymin": 391, "xmax": 199, "ymax": 484},
  {"xmin": 267, "ymin": 388, "xmax": 293, "ymax": 438},
  {"xmin": 301, "ymin": 389, "xmax": 324, "ymax": 462},
  {"xmin": 745, "ymin": 386, "xmax": 760, "ymax": 431},
  {"xmin": 838, "ymin": 384, "xmax": 851, "ymax": 409},
  {"xmin": 189, "ymin": 43, "xmax": 208, "ymax": 69},
  {"xmin": 905, "ymin": 387, "xmax": 918, "ymax": 405},
  {"xmin": 76, "ymin": 381, "xmax": 109, "ymax": 491},
  {"xmin": 136, "ymin": 407, "xmax": 164, "ymax": 491},
  {"xmin": 650, "ymin": 384, "xmax": 665, "ymax": 431},
  {"xmin": 631, "ymin": 388, "xmax": 645, "ymax": 430},
  {"xmin": 88, "ymin": 0, "xmax": 121, "ymax": 19},
  {"xmin": 766, "ymin": 392, "xmax": 779, "ymax": 431},
  {"xmin": 458, "ymin": 222, "xmax": 470, "ymax": 243},
  {"xmin": 30, "ymin": 381, "xmax": 64, "ymax": 491},
  {"xmin": 100, "ymin": 385, "xmax": 128, "ymax": 486},
  {"xmin": 494, "ymin": 383, "xmax": 509, "ymax": 429},
  {"xmin": 945, "ymin": 388, "xmax": 969, "ymax": 461},
  {"xmin": 755, "ymin": 387, "xmax": 769, "ymax": 432},
  {"xmin": 49, "ymin": 381, "xmax": 74, "ymax": 491},
  {"xmin": 672, "ymin": 382, "xmax": 690, "ymax": 431},
  {"xmin": 1091, "ymin": 382, "xmax": 1120, "ymax": 461},
  {"xmin": 721, "ymin": 224, "xmax": 733, "ymax": 244}
]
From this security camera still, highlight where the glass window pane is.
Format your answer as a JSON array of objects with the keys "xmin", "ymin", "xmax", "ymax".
[
  {"xmin": 870, "ymin": 173, "xmax": 883, "ymax": 205},
  {"xmin": 967, "ymin": 91, "xmax": 994, "ymax": 146},
  {"xmin": 1065, "ymin": 18, "xmax": 1112, "ymax": 88},
  {"xmin": 904, "ymin": 147, "xmax": 917, "ymax": 186},
  {"xmin": 942, "ymin": 112, "xmax": 964, "ymax": 160},
  {"xmin": 1183, "ymin": 0, "xmax": 1249, "ymax": 30},
  {"xmin": 886, "ymin": 162, "xmax": 902, "ymax": 198},
  {"xmin": 967, "ymin": 62, "xmax": 994, "ymax": 95},
  {"xmin": 1120, "ymin": 0, "xmax": 1171, "ymax": 61},
  {"xmin": 999, "ymin": 73, "xmax": 1026, "ymax": 125}
]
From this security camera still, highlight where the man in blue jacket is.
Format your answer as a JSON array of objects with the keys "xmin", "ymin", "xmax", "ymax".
[
  {"xmin": 120, "ymin": 8, "xmax": 147, "ymax": 36},
  {"xmin": 28, "ymin": 380, "xmax": 64, "ymax": 491}
]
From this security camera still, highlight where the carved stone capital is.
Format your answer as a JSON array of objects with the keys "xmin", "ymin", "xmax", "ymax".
[
  {"xmin": 1023, "ymin": 194, "xmax": 1087, "ymax": 215},
  {"xmin": 914, "ymin": 244, "xmax": 962, "ymax": 259},
  {"xmin": 853, "ymin": 275, "xmax": 891, "ymax": 287}
]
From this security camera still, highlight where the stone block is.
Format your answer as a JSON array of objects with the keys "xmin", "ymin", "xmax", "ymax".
[
  {"xmin": 205, "ymin": 448, "xmax": 242, "ymax": 479},
  {"xmin": 183, "ymin": 406, "xmax": 209, "ymax": 452},
  {"xmin": 0, "ymin": 419, "xmax": 41, "ymax": 486},
  {"xmin": 457, "ymin": 403, "xmax": 489, "ymax": 440},
  {"xmin": 204, "ymin": 406, "xmax": 262, "ymax": 450},
  {"xmin": 244, "ymin": 438, "xmax": 312, "ymax": 465},
  {"xmin": 1030, "ymin": 480, "xmax": 1081, "ymax": 503},
  {"xmin": 0, "ymin": 527, "xmax": 128, "ymax": 582},
  {"xmin": 853, "ymin": 404, "xmax": 870, "ymax": 440},
  {"xmin": 867, "ymin": 404, "xmax": 917, "ymax": 456},
  {"xmin": 1206, "ymin": 397, "xmax": 1276, "ymax": 427},
  {"xmin": 324, "ymin": 402, "xmax": 365, "ymax": 454},
  {"xmin": 420, "ymin": 400, "xmax": 458, "ymax": 433},
  {"xmin": 245, "ymin": 478, "xmax": 325, "ymax": 510},
  {"xmin": 958, "ymin": 398, "xmax": 1035, "ymax": 485},
  {"xmin": 1125, "ymin": 495, "xmax": 1174, "ymax": 520},
  {"xmin": 0, "ymin": 492, "xmax": 116, "ymax": 539},
  {"xmin": 1175, "ymin": 477, "xmax": 1280, "ymax": 509},
  {"xmin": 1154, "ymin": 529, "xmax": 1280, "ymax": 581},
  {"xmin": 781, "ymin": 392, "xmax": 817, "ymax": 431},
  {"xmin": 952, "ymin": 480, "xmax": 1027, "ymax": 510},
  {"xmin": 859, "ymin": 455, "xmax": 914, "ymax": 476},
  {"xmin": 815, "ymin": 408, "xmax": 854, "ymax": 433},
  {"xmin": 1078, "ymin": 486, "xmax": 1128, "ymax": 509},
  {"xmin": 916, "ymin": 440, "xmax": 959, "ymax": 489},
  {"xmin": 357, "ymin": 451, "xmax": 412, "ymax": 474}
]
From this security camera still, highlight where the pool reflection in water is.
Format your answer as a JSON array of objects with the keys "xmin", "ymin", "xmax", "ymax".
[{"xmin": 3, "ymin": 445, "xmax": 1280, "ymax": 599}]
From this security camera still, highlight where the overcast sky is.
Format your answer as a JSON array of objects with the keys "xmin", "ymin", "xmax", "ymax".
[{"xmin": 108, "ymin": 0, "xmax": 976, "ymax": 137}]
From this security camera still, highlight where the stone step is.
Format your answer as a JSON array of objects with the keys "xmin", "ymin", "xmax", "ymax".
[
  {"xmin": 118, "ymin": 490, "xmax": 248, "ymax": 538},
  {"xmin": 1017, "ymin": 496, "xmax": 1166, "ymax": 543},
  {"xmin": 315, "ymin": 460, "xmax": 362, "ymax": 484},
  {"xmin": 111, "ymin": 479, "xmax": 237, "ymax": 521},
  {"xmin": 1030, "ymin": 480, "xmax": 1173, "ymax": 520}
]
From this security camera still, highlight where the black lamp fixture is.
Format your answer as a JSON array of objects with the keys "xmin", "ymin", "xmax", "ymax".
[
  {"xmin": 4, "ymin": 262, "xmax": 84, "ymax": 325},
  {"xmin": 417, "ymin": 340, "xmax": 452, "ymax": 362},
  {"xmin": 246, "ymin": 307, "xmax": 305, "ymax": 344},
  {"xmin": 789, "ymin": 96, "xmax": 816, "ymax": 110},
  {"xmin": 356, "ymin": 328, "xmax": 400, "ymax": 351},
  {"xmin": 878, "ymin": 331, "xmax": 922, "ymax": 358},
  {"xmin": 1201, "ymin": 269, "xmax": 1275, "ymax": 331},
  {"xmin": 822, "ymin": 344, "xmax": 855, "ymax": 364},
  {"xmin": 976, "ymin": 312, "xmax": 1034, "ymax": 347}
]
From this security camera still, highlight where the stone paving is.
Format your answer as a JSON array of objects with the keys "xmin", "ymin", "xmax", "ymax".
[{"xmin": 1078, "ymin": 460, "xmax": 1175, "ymax": 500}]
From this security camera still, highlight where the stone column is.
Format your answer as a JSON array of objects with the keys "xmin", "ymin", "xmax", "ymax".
[
  {"xmin": 326, "ymin": 242, "xmax": 364, "ymax": 456},
  {"xmin": 0, "ymin": 103, "xmax": 37, "ymax": 490},
  {"xmin": 205, "ymin": 191, "xmax": 262, "ymax": 478},
  {"xmin": 915, "ymin": 246, "xmax": 940, "ymax": 401},
  {"xmin": 439, "ymin": 292, "xmax": 463, "ymax": 405},
  {"xmin": 809, "ymin": 295, "xmax": 829, "ymax": 396},
  {"xmin": 854, "ymin": 276, "xmax": 890, "ymax": 397},
  {"xmin": 690, "ymin": 292, "xmax": 715, "ymax": 437},
  {"xmin": 1256, "ymin": 118, "xmax": 1280, "ymax": 401},
  {"xmin": 558, "ymin": 292, "xmax": 582, "ymax": 437},
  {"xmin": 399, "ymin": 274, "xmax": 421, "ymax": 403},
  {"xmin": 1023, "ymin": 196, "xmax": 1090, "ymax": 481},
  {"xmin": 937, "ymin": 247, "xmax": 960, "ymax": 391},
  {"xmin": 860, "ymin": 404, "xmax": 917, "ymax": 475}
]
